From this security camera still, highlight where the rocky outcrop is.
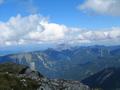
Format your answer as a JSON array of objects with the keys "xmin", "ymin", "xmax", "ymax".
[
  {"xmin": 19, "ymin": 67, "xmax": 44, "ymax": 80},
  {"xmin": 19, "ymin": 65, "xmax": 90, "ymax": 90},
  {"xmin": 0, "ymin": 62, "xmax": 90, "ymax": 90},
  {"xmin": 38, "ymin": 78, "xmax": 90, "ymax": 90}
]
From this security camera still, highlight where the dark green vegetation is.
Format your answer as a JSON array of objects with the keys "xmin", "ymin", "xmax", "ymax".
[
  {"xmin": 0, "ymin": 62, "xmax": 26, "ymax": 74},
  {"xmin": 82, "ymin": 67, "xmax": 120, "ymax": 90},
  {"xmin": 0, "ymin": 73, "xmax": 39, "ymax": 90},
  {"xmin": 0, "ymin": 63, "xmax": 40, "ymax": 90}
]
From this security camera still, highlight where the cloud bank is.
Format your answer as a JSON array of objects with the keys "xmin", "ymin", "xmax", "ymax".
[
  {"xmin": 79, "ymin": 0, "xmax": 120, "ymax": 16},
  {"xmin": 0, "ymin": 14, "xmax": 120, "ymax": 46}
]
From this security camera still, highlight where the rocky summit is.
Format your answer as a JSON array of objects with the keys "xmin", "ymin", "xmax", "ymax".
[
  {"xmin": 0, "ymin": 62, "xmax": 90, "ymax": 90},
  {"xmin": 38, "ymin": 78, "xmax": 90, "ymax": 90}
]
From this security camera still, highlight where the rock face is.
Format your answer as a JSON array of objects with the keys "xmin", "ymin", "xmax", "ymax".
[
  {"xmin": 19, "ymin": 65, "xmax": 90, "ymax": 90},
  {"xmin": 0, "ymin": 62, "xmax": 90, "ymax": 90},
  {"xmin": 38, "ymin": 78, "xmax": 90, "ymax": 90},
  {"xmin": 19, "ymin": 67, "xmax": 44, "ymax": 80}
]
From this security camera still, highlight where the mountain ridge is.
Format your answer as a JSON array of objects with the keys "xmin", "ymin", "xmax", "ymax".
[
  {"xmin": 1, "ymin": 45, "xmax": 120, "ymax": 80},
  {"xmin": 82, "ymin": 67, "xmax": 120, "ymax": 90}
]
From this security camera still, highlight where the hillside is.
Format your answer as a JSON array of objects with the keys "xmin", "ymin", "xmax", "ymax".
[
  {"xmin": 82, "ymin": 67, "xmax": 120, "ymax": 90},
  {"xmin": 0, "ymin": 62, "xmax": 90, "ymax": 90},
  {"xmin": 1, "ymin": 45, "xmax": 120, "ymax": 80},
  {"xmin": 0, "ymin": 62, "xmax": 41, "ymax": 90}
]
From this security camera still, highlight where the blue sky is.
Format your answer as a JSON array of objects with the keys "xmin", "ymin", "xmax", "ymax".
[
  {"xmin": 0, "ymin": 0, "xmax": 120, "ymax": 29},
  {"xmin": 0, "ymin": 0, "xmax": 120, "ymax": 53}
]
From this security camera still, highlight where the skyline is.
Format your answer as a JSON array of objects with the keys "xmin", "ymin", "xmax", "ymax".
[{"xmin": 0, "ymin": 0, "xmax": 120, "ymax": 48}]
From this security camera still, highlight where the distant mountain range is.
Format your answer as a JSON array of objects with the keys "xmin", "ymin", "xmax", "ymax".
[
  {"xmin": 82, "ymin": 67, "xmax": 120, "ymax": 90},
  {"xmin": 0, "ymin": 45, "xmax": 120, "ymax": 81}
]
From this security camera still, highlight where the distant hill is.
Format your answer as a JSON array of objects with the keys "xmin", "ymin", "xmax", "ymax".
[
  {"xmin": 1, "ymin": 45, "xmax": 120, "ymax": 80},
  {"xmin": 82, "ymin": 67, "xmax": 120, "ymax": 90}
]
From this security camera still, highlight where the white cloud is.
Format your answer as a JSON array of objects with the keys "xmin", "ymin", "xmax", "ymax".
[
  {"xmin": 0, "ymin": 14, "xmax": 69, "ymax": 46},
  {"xmin": 0, "ymin": 14, "xmax": 120, "ymax": 46},
  {"xmin": 78, "ymin": 0, "xmax": 120, "ymax": 16}
]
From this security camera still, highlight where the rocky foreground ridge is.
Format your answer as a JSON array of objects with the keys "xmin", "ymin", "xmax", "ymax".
[{"xmin": 0, "ymin": 62, "xmax": 90, "ymax": 90}]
